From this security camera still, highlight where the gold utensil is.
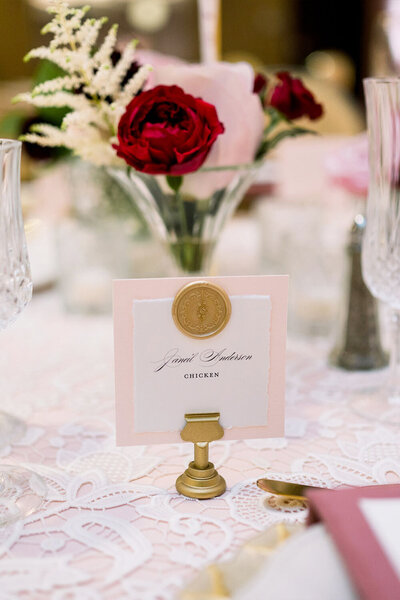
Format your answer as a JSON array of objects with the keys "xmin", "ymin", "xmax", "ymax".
[{"xmin": 257, "ymin": 478, "xmax": 325, "ymax": 500}]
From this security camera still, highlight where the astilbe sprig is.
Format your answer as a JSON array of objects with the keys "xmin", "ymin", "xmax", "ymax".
[{"xmin": 14, "ymin": 1, "xmax": 151, "ymax": 166}]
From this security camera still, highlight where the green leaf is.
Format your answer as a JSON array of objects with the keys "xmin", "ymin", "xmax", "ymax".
[
  {"xmin": 263, "ymin": 108, "xmax": 284, "ymax": 138},
  {"xmin": 269, "ymin": 126, "xmax": 316, "ymax": 149},
  {"xmin": 166, "ymin": 175, "xmax": 183, "ymax": 193},
  {"xmin": 0, "ymin": 112, "xmax": 25, "ymax": 138},
  {"xmin": 33, "ymin": 59, "xmax": 66, "ymax": 86},
  {"xmin": 264, "ymin": 105, "xmax": 292, "ymax": 124},
  {"xmin": 32, "ymin": 60, "xmax": 71, "ymax": 126},
  {"xmin": 255, "ymin": 140, "xmax": 269, "ymax": 161},
  {"xmin": 37, "ymin": 106, "xmax": 71, "ymax": 126},
  {"xmin": 256, "ymin": 126, "xmax": 317, "ymax": 159}
]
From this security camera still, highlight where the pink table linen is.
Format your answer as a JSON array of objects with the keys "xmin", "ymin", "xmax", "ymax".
[{"xmin": 0, "ymin": 292, "xmax": 398, "ymax": 600}]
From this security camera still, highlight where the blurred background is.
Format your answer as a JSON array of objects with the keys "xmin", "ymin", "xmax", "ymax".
[
  {"xmin": 0, "ymin": 0, "xmax": 397, "ymax": 338},
  {"xmin": 0, "ymin": 0, "xmax": 385, "ymax": 101}
]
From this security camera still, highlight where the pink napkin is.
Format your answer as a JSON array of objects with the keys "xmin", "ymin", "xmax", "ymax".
[{"xmin": 307, "ymin": 484, "xmax": 400, "ymax": 600}]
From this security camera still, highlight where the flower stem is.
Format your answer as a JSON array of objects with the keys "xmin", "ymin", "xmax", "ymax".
[
  {"xmin": 169, "ymin": 238, "xmax": 213, "ymax": 274},
  {"xmin": 176, "ymin": 192, "xmax": 188, "ymax": 239}
]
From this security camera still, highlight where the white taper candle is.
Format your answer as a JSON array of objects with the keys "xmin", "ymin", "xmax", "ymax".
[{"xmin": 197, "ymin": 0, "xmax": 221, "ymax": 64}]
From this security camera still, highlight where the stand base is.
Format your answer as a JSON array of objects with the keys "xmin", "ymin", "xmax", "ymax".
[{"xmin": 176, "ymin": 461, "xmax": 226, "ymax": 499}]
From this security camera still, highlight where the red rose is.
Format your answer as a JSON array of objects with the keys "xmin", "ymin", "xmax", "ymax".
[
  {"xmin": 269, "ymin": 72, "xmax": 323, "ymax": 121},
  {"xmin": 253, "ymin": 73, "xmax": 267, "ymax": 95},
  {"xmin": 113, "ymin": 85, "xmax": 225, "ymax": 175}
]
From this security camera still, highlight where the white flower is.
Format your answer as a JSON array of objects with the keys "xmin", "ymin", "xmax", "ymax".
[
  {"xmin": 31, "ymin": 75, "xmax": 81, "ymax": 96},
  {"xmin": 16, "ymin": 90, "xmax": 91, "ymax": 111},
  {"xmin": 16, "ymin": 2, "xmax": 150, "ymax": 167},
  {"xmin": 93, "ymin": 24, "xmax": 118, "ymax": 68},
  {"xmin": 110, "ymin": 64, "xmax": 153, "ymax": 126}
]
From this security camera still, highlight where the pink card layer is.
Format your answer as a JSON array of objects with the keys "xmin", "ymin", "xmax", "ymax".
[
  {"xmin": 308, "ymin": 484, "xmax": 400, "ymax": 600},
  {"xmin": 113, "ymin": 275, "xmax": 288, "ymax": 445}
]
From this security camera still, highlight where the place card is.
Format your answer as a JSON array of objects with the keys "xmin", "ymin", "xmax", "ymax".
[{"xmin": 113, "ymin": 275, "xmax": 288, "ymax": 445}]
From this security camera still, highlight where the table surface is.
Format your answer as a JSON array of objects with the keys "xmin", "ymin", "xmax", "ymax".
[{"xmin": 1, "ymin": 292, "xmax": 398, "ymax": 600}]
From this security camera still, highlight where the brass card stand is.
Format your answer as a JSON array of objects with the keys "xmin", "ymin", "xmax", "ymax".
[
  {"xmin": 176, "ymin": 413, "xmax": 226, "ymax": 499},
  {"xmin": 172, "ymin": 282, "xmax": 230, "ymax": 499}
]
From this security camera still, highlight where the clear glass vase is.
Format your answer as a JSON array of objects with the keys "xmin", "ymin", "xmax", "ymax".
[
  {"xmin": 57, "ymin": 160, "xmax": 169, "ymax": 313},
  {"xmin": 110, "ymin": 163, "xmax": 261, "ymax": 275},
  {"xmin": 351, "ymin": 78, "xmax": 400, "ymax": 423}
]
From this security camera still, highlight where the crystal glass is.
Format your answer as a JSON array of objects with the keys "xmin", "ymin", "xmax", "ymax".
[
  {"xmin": 352, "ymin": 78, "xmax": 400, "ymax": 422},
  {"xmin": 0, "ymin": 139, "xmax": 46, "ymax": 524},
  {"xmin": 0, "ymin": 139, "xmax": 31, "ymax": 443},
  {"xmin": 110, "ymin": 163, "xmax": 261, "ymax": 275}
]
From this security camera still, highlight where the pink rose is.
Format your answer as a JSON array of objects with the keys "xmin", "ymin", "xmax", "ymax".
[
  {"xmin": 150, "ymin": 62, "xmax": 265, "ymax": 197},
  {"xmin": 136, "ymin": 49, "xmax": 186, "ymax": 68}
]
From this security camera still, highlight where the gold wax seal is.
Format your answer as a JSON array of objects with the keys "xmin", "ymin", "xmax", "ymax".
[{"xmin": 172, "ymin": 281, "xmax": 231, "ymax": 339}]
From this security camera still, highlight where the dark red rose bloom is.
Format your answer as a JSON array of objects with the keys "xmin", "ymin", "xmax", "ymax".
[
  {"xmin": 253, "ymin": 73, "xmax": 267, "ymax": 95},
  {"xmin": 113, "ymin": 85, "xmax": 225, "ymax": 175},
  {"xmin": 269, "ymin": 72, "xmax": 323, "ymax": 120}
]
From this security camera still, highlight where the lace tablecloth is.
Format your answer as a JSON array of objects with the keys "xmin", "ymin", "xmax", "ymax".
[{"xmin": 1, "ymin": 292, "xmax": 399, "ymax": 600}]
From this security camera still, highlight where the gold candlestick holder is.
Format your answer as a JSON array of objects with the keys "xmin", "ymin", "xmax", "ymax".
[{"xmin": 176, "ymin": 412, "xmax": 226, "ymax": 499}]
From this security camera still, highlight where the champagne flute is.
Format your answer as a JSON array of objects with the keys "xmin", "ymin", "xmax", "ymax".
[
  {"xmin": 0, "ymin": 138, "xmax": 46, "ymax": 525},
  {"xmin": 352, "ymin": 78, "xmax": 400, "ymax": 423}
]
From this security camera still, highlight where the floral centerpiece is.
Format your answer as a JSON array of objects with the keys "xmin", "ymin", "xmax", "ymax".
[{"xmin": 17, "ymin": 1, "xmax": 323, "ymax": 274}]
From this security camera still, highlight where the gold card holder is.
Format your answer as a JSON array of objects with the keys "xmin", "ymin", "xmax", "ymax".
[
  {"xmin": 172, "ymin": 281, "xmax": 230, "ymax": 499},
  {"xmin": 176, "ymin": 412, "xmax": 226, "ymax": 499}
]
